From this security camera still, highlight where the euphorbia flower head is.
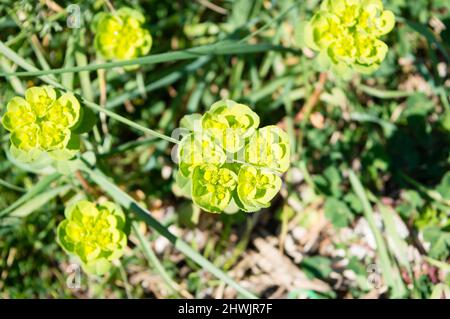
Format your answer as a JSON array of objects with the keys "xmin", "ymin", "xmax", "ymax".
[
  {"xmin": 1, "ymin": 86, "xmax": 81, "ymax": 162},
  {"xmin": 176, "ymin": 100, "xmax": 290, "ymax": 213},
  {"xmin": 92, "ymin": 7, "xmax": 152, "ymax": 61},
  {"xmin": 305, "ymin": 0, "xmax": 395, "ymax": 75},
  {"xmin": 57, "ymin": 200, "xmax": 127, "ymax": 275}
]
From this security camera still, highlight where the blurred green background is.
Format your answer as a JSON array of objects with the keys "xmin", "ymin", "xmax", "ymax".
[{"xmin": 0, "ymin": 0, "xmax": 449, "ymax": 298}]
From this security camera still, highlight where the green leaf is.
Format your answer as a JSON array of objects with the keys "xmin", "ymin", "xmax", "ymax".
[
  {"xmin": 245, "ymin": 125, "xmax": 290, "ymax": 173},
  {"xmin": 404, "ymin": 19, "xmax": 450, "ymax": 64},
  {"xmin": 83, "ymin": 258, "xmax": 112, "ymax": 276},
  {"xmin": 2, "ymin": 185, "xmax": 70, "ymax": 226},
  {"xmin": 71, "ymin": 106, "xmax": 98, "ymax": 135},
  {"xmin": 430, "ymin": 283, "xmax": 450, "ymax": 299},
  {"xmin": 173, "ymin": 169, "xmax": 192, "ymax": 199},
  {"xmin": 9, "ymin": 145, "xmax": 48, "ymax": 165},
  {"xmin": 0, "ymin": 41, "xmax": 292, "ymax": 77},
  {"xmin": 177, "ymin": 202, "xmax": 200, "ymax": 228},
  {"xmin": 423, "ymin": 227, "xmax": 450, "ymax": 260},
  {"xmin": 231, "ymin": 0, "xmax": 259, "ymax": 27},
  {"xmin": 441, "ymin": 109, "xmax": 450, "ymax": 132},
  {"xmin": 324, "ymin": 197, "xmax": 353, "ymax": 228},
  {"xmin": 236, "ymin": 165, "xmax": 281, "ymax": 213},
  {"xmin": 192, "ymin": 164, "xmax": 237, "ymax": 213},
  {"xmin": 323, "ymin": 166, "xmax": 342, "ymax": 197},
  {"xmin": 294, "ymin": 18, "xmax": 308, "ymax": 47},
  {"xmin": 314, "ymin": 166, "xmax": 342, "ymax": 197},
  {"xmin": 53, "ymin": 158, "xmax": 83, "ymax": 175},
  {"xmin": 436, "ymin": 172, "xmax": 450, "ymax": 200},
  {"xmin": 401, "ymin": 93, "xmax": 435, "ymax": 119},
  {"xmin": 132, "ymin": 222, "xmax": 184, "ymax": 297},
  {"xmin": 57, "ymin": 220, "xmax": 74, "ymax": 253},
  {"xmin": 343, "ymin": 193, "xmax": 363, "ymax": 214},
  {"xmin": 202, "ymin": 99, "xmax": 260, "ymax": 153},
  {"xmin": 179, "ymin": 113, "xmax": 202, "ymax": 132},
  {"xmin": 49, "ymin": 134, "xmax": 79, "ymax": 162},
  {"xmin": 0, "ymin": 173, "xmax": 61, "ymax": 217},
  {"xmin": 301, "ymin": 256, "xmax": 333, "ymax": 279}
]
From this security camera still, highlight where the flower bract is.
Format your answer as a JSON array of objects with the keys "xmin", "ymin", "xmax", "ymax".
[
  {"xmin": 1, "ymin": 86, "xmax": 82, "ymax": 162},
  {"xmin": 93, "ymin": 7, "xmax": 152, "ymax": 61},
  {"xmin": 57, "ymin": 200, "xmax": 127, "ymax": 275},
  {"xmin": 176, "ymin": 100, "xmax": 290, "ymax": 213},
  {"xmin": 304, "ymin": 0, "xmax": 395, "ymax": 75}
]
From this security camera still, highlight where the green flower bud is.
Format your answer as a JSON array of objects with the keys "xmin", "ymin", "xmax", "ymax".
[
  {"xmin": 44, "ymin": 93, "xmax": 81, "ymax": 128},
  {"xmin": 1, "ymin": 86, "xmax": 82, "ymax": 162},
  {"xmin": 57, "ymin": 200, "xmax": 127, "ymax": 275},
  {"xmin": 178, "ymin": 132, "xmax": 226, "ymax": 177},
  {"xmin": 305, "ymin": 0, "xmax": 395, "ymax": 75},
  {"xmin": 245, "ymin": 125, "xmax": 290, "ymax": 173},
  {"xmin": 236, "ymin": 165, "xmax": 282, "ymax": 212},
  {"xmin": 93, "ymin": 7, "xmax": 152, "ymax": 62},
  {"xmin": 24, "ymin": 86, "xmax": 57, "ymax": 118},
  {"xmin": 10, "ymin": 124, "xmax": 40, "ymax": 151},
  {"xmin": 38, "ymin": 121, "xmax": 71, "ymax": 151},
  {"xmin": 192, "ymin": 164, "xmax": 237, "ymax": 213},
  {"xmin": 202, "ymin": 100, "xmax": 260, "ymax": 153}
]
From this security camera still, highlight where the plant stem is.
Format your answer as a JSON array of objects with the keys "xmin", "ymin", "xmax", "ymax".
[
  {"xmin": 132, "ymin": 222, "xmax": 193, "ymax": 298},
  {"xmin": 0, "ymin": 41, "xmax": 62, "ymax": 88},
  {"xmin": 424, "ymin": 256, "xmax": 450, "ymax": 272},
  {"xmin": 0, "ymin": 40, "xmax": 179, "ymax": 145},
  {"xmin": 348, "ymin": 169, "xmax": 406, "ymax": 298},
  {"xmin": 0, "ymin": 173, "xmax": 61, "ymax": 217},
  {"xmin": 83, "ymin": 100, "xmax": 179, "ymax": 144},
  {"xmin": 82, "ymin": 164, "xmax": 258, "ymax": 299},
  {"xmin": 399, "ymin": 172, "xmax": 450, "ymax": 207},
  {"xmin": 357, "ymin": 84, "xmax": 415, "ymax": 99},
  {"xmin": 0, "ymin": 42, "xmax": 293, "ymax": 78},
  {"xmin": 295, "ymin": 72, "xmax": 328, "ymax": 123},
  {"xmin": 240, "ymin": 0, "xmax": 302, "ymax": 43},
  {"xmin": 0, "ymin": 178, "xmax": 26, "ymax": 192},
  {"xmin": 117, "ymin": 261, "xmax": 133, "ymax": 299}
]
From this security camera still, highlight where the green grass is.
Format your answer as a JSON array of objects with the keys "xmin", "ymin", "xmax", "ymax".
[{"xmin": 0, "ymin": 0, "xmax": 449, "ymax": 299}]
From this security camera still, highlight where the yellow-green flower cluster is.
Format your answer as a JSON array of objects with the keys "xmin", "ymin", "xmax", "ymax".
[
  {"xmin": 192, "ymin": 164, "xmax": 238, "ymax": 212},
  {"xmin": 1, "ymin": 86, "xmax": 81, "ymax": 162},
  {"xmin": 92, "ymin": 7, "xmax": 152, "ymax": 61},
  {"xmin": 177, "ymin": 100, "xmax": 290, "ymax": 213},
  {"xmin": 305, "ymin": 0, "xmax": 395, "ymax": 75},
  {"xmin": 57, "ymin": 200, "xmax": 127, "ymax": 275}
]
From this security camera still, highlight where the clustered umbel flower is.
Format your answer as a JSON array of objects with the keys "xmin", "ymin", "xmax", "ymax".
[
  {"xmin": 305, "ymin": 0, "xmax": 395, "ymax": 75},
  {"xmin": 57, "ymin": 200, "xmax": 127, "ymax": 275},
  {"xmin": 92, "ymin": 7, "xmax": 152, "ymax": 61},
  {"xmin": 176, "ymin": 100, "xmax": 290, "ymax": 213},
  {"xmin": 1, "ymin": 86, "xmax": 81, "ymax": 162}
]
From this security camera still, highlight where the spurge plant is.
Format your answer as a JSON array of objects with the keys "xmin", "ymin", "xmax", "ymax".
[{"xmin": 176, "ymin": 100, "xmax": 290, "ymax": 213}]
